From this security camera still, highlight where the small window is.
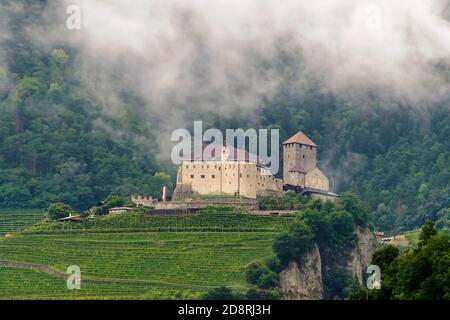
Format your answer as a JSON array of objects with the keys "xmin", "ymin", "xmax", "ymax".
[
  {"xmin": 190, "ymin": 175, "xmax": 194, "ymax": 179},
  {"xmin": 212, "ymin": 175, "xmax": 215, "ymax": 179}
]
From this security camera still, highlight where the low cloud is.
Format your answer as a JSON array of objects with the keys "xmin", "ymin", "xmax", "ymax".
[
  {"xmin": 26, "ymin": 0, "xmax": 450, "ymax": 159},
  {"xmin": 0, "ymin": 6, "xmax": 11, "ymax": 95}
]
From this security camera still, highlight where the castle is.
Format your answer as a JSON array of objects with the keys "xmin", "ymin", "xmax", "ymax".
[{"xmin": 172, "ymin": 131, "xmax": 338, "ymax": 201}]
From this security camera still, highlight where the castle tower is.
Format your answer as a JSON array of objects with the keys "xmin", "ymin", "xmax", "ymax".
[{"xmin": 283, "ymin": 131, "xmax": 317, "ymax": 186}]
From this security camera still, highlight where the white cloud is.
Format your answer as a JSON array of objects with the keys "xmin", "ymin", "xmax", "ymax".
[{"xmin": 30, "ymin": 0, "xmax": 450, "ymax": 152}]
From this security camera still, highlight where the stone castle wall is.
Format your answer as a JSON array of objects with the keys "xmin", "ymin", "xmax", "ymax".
[
  {"xmin": 305, "ymin": 168, "xmax": 330, "ymax": 191},
  {"xmin": 175, "ymin": 160, "xmax": 283, "ymax": 199}
]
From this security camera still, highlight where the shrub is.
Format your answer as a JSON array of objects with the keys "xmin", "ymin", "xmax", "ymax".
[
  {"xmin": 265, "ymin": 256, "xmax": 283, "ymax": 273},
  {"xmin": 104, "ymin": 195, "xmax": 126, "ymax": 209},
  {"xmin": 245, "ymin": 288, "xmax": 261, "ymax": 300},
  {"xmin": 245, "ymin": 261, "xmax": 262, "ymax": 283},
  {"xmin": 47, "ymin": 203, "xmax": 75, "ymax": 221},
  {"xmin": 266, "ymin": 290, "xmax": 281, "ymax": 300},
  {"xmin": 247, "ymin": 266, "xmax": 271, "ymax": 285},
  {"xmin": 419, "ymin": 220, "xmax": 438, "ymax": 244},
  {"xmin": 202, "ymin": 287, "xmax": 236, "ymax": 300},
  {"xmin": 272, "ymin": 221, "xmax": 314, "ymax": 266},
  {"xmin": 371, "ymin": 245, "xmax": 399, "ymax": 270},
  {"xmin": 245, "ymin": 262, "xmax": 279, "ymax": 290},
  {"xmin": 257, "ymin": 272, "xmax": 279, "ymax": 289}
]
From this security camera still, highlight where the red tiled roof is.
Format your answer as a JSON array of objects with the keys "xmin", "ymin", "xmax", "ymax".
[
  {"xmin": 58, "ymin": 215, "xmax": 81, "ymax": 222},
  {"xmin": 283, "ymin": 131, "xmax": 317, "ymax": 147}
]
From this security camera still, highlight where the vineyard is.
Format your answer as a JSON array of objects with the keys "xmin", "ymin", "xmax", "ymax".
[
  {"xmin": 0, "ymin": 208, "xmax": 294, "ymax": 299},
  {"xmin": 26, "ymin": 207, "xmax": 293, "ymax": 234},
  {"xmin": 0, "ymin": 209, "xmax": 46, "ymax": 236}
]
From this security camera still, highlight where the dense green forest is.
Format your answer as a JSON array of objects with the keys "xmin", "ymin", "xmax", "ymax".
[
  {"xmin": 260, "ymin": 96, "xmax": 450, "ymax": 232},
  {"xmin": 350, "ymin": 221, "xmax": 450, "ymax": 300},
  {"xmin": 1, "ymin": 0, "xmax": 450, "ymax": 233},
  {"xmin": 0, "ymin": 1, "xmax": 172, "ymax": 210}
]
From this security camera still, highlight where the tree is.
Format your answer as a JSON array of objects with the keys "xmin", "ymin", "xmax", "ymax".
[
  {"xmin": 354, "ymin": 222, "xmax": 450, "ymax": 300},
  {"xmin": 394, "ymin": 234, "xmax": 449, "ymax": 299},
  {"xmin": 371, "ymin": 245, "xmax": 400, "ymax": 271},
  {"xmin": 272, "ymin": 221, "xmax": 314, "ymax": 266},
  {"xmin": 47, "ymin": 202, "xmax": 75, "ymax": 221},
  {"xmin": 245, "ymin": 261, "xmax": 262, "ymax": 283},
  {"xmin": 245, "ymin": 262, "xmax": 279, "ymax": 289},
  {"xmin": 104, "ymin": 195, "xmax": 125, "ymax": 209},
  {"xmin": 203, "ymin": 287, "xmax": 236, "ymax": 300},
  {"xmin": 246, "ymin": 288, "xmax": 261, "ymax": 300},
  {"xmin": 419, "ymin": 220, "xmax": 438, "ymax": 245},
  {"xmin": 337, "ymin": 192, "xmax": 370, "ymax": 227},
  {"xmin": 257, "ymin": 272, "xmax": 279, "ymax": 289}
]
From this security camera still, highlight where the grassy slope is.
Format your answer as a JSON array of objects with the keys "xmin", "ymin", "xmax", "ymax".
[
  {"xmin": 404, "ymin": 229, "xmax": 420, "ymax": 247},
  {"xmin": 0, "ymin": 209, "xmax": 293, "ymax": 299},
  {"xmin": 0, "ymin": 209, "xmax": 46, "ymax": 236}
]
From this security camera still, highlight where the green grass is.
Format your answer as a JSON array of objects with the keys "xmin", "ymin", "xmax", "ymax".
[
  {"xmin": 403, "ymin": 228, "xmax": 449, "ymax": 248},
  {"xmin": 27, "ymin": 208, "xmax": 292, "ymax": 234},
  {"xmin": 0, "ymin": 209, "xmax": 46, "ymax": 236},
  {"xmin": 0, "ymin": 208, "xmax": 292, "ymax": 299},
  {"xmin": 0, "ymin": 267, "xmax": 199, "ymax": 300},
  {"xmin": 404, "ymin": 229, "xmax": 420, "ymax": 247}
]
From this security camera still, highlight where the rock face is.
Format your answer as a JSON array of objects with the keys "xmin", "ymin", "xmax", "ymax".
[
  {"xmin": 348, "ymin": 227, "xmax": 377, "ymax": 284},
  {"xmin": 279, "ymin": 228, "xmax": 376, "ymax": 299},
  {"xmin": 279, "ymin": 244, "xmax": 323, "ymax": 300}
]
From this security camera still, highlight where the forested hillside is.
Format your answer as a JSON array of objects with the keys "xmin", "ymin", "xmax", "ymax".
[
  {"xmin": 0, "ymin": 1, "xmax": 171, "ymax": 210},
  {"xmin": 260, "ymin": 96, "xmax": 450, "ymax": 232},
  {"xmin": 1, "ymin": 0, "xmax": 450, "ymax": 233}
]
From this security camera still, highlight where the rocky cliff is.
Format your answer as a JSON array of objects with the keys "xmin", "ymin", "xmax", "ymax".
[
  {"xmin": 279, "ymin": 244, "xmax": 324, "ymax": 300},
  {"xmin": 347, "ymin": 227, "xmax": 377, "ymax": 284},
  {"xmin": 279, "ymin": 228, "xmax": 376, "ymax": 300}
]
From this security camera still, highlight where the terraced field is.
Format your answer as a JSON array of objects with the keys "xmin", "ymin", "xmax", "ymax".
[
  {"xmin": 0, "ymin": 209, "xmax": 293, "ymax": 299},
  {"xmin": 0, "ymin": 267, "xmax": 197, "ymax": 299},
  {"xmin": 27, "ymin": 209, "xmax": 292, "ymax": 234},
  {"xmin": 0, "ymin": 209, "xmax": 46, "ymax": 236}
]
